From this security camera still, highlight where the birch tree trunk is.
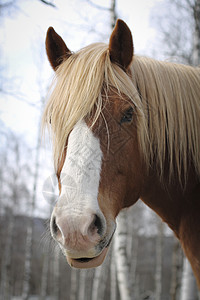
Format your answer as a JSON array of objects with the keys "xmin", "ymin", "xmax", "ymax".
[
  {"xmin": 0, "ymin": 209, "xmax": 14, "ymax": 300},
  {"xmin": 110, "ymin": 247, "xmax": 117, "ymax": 300},
  {"xmin": 40, "ymin": 196, "xmax": 54, "ymax": 300},
  {"xmin": 21, "ymin": 224, "xmax": 33, "ymax": 300},
  {"xmin": 129, "ymin": 236, "xmax": 139, "ymax": 299},
  {"xmin": 91, "ymin": 266, "xmax": 102, "ymax": 300},
  {"xmin": 21, "ymin": 153, "xmax": 39, "ymax": 300},
  {"xmin": 170, "ymin": 238, "xmax": 183, "ymax": 300},
  {"xmin": 96, "ymin": 254, "xmax": 111, "ymax": 300},
  {"xmin": 126, "ymin": 208, "xmax": 139, "ymax": 297},
  {"xmin": 114, "ymin": 210, "xmax": 132, "ymax": 300},
  {"xmin": 180, "ymin": 257, "xmax": 198, "ymax": 300},
  {"xmin": 78, "ymin": 270, "xmax": 86, "ymax": 300},
  {"xmin": 110, "ymin": 0, "xmax": 117, "ymax": 30},
  {"xmin": 0, "ymin": 140, "xmax": 22, "ymax": 300},
  {"xmin": 70, "ymin": 269, "xmax": 78, "ymax": 300},
  {"xmin": 39, "ymin": 246, "xmax": 49, "ymax": 300},
  {"xmin": 155, "ymin": 219, "xmax": 164, "ymax": 300},
  {"xmin": 53, "ymin": 248, "xmax": 60, "ymax": 300},
  {"xmin": 21, "ymin": 97, "xmax": 45, "ymax": 299},
  {"xmin": 192, "ymin": 0, "xmax": 200, "ymax": 65}
]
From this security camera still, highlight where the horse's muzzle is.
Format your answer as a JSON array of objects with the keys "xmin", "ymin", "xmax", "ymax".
[{"xmin": 65, "ymin": 226, "xmax": 115, "ymax": 268}]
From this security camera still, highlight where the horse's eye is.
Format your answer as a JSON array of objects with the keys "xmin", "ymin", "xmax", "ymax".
[{"xmin": 120, "ymin": 107, "xmax": 134, "ymax": 124}]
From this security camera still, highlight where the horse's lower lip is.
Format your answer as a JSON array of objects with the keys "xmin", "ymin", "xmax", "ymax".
[{"xmin": 67, "ymin": 247, "xmax": 108, "ymax": 269}]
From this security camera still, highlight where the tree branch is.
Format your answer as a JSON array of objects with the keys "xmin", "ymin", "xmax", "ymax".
[
  {"xmin": 86, "ymin": 0, "xmax": 111, "ymax": 11},
  {"xmin": 39, "ymin": 0, "xmax": 56, "ymax": 8}
]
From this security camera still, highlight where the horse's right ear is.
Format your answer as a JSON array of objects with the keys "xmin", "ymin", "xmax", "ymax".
[
  {"xmin": 109, "ymin": 19, "xmax": 133, "ymax": 70},
  {"xmin": 45, "ymin": 27, "xmax": 71, "ymax": 71}
]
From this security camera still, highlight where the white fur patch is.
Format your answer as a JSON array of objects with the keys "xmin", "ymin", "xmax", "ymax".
[{"xmin": 57, "ymin": 120, "xmax": 103, "ymax": 221}]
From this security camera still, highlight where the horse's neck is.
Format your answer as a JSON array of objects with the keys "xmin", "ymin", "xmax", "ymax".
[
  {"xmin": 140, "ymin": 175, "xmax": 182, "ymax": 236},
  {"xmin": 140, "ymin": 166, "xmax": 200, "ymax": 287},
  {"xmin": 140, "ymin": 167, "xmax": 200, "ymax": 237}
]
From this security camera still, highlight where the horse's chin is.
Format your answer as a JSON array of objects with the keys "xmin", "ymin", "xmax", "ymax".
[{"xmin": 66, "ymin": 247, "xmax": 109, "ymax": 269}]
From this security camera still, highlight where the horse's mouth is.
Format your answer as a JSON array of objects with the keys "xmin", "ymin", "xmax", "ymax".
[
  {"xmin": 66, "ymin": 232, "xmax": 114, "ymax": 269},
  {"xmin": 67, "ymin": 247, "xmax": 109, "ymax": 268},
  {"xmin": 75, "ymin": 257, "xmax": 94, "ymax": 263}
]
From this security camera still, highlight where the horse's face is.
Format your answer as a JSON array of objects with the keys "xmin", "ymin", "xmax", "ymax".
[
  {"xmin": 45, "ymin": 20, "xmax": 141, "ymax": 268},
  {"xmin": 52, "ymin": 92, "xmax": 143, "ymax": 268}
]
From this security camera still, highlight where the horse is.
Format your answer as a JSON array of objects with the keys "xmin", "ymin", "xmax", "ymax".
[{"xmin": 43, "ymin": 19, "xmax": 200, "ymax": 287}]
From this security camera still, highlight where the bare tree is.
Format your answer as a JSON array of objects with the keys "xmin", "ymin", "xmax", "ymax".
[
  {"xmin": 152, "ymin": 0, "xmax": 200, "ymax": 65},
  {"xmin": 110, "ymin": 248, "xmax": 117, "ymax": 300},
  {"xmin": 21, "ymin": 89, "xmax": 46, "ymax": 299},
  {"xmin": 91, "ymin": 266, "xmax": 102, "ymax": 300},
  {"xmin": 21, "ymin": 115, "xmax": 40, "ymax": 299},
  {"xmin": 70, "ymin": 269, "xmax": 78, "ymax": 300},
  {"xmin": 191, "ymin": 0, "xmax": 200, "ymax": 65},
  {"xmin": 39, "ymin": 251, "xmax": 49, "ymax": 300},
  {"xmin": 155, "ymin": 219, "xmax": 164, "ymax": 300},
  {"xmin": 0, "ymin": 0, "xmax": 56, "ymax": 11},
  {"xmin": 53, "ymin": 248, "xmax": 60, "ymax": 300},
  {"xmin": 170, "ymin": 239, "xmax": 183, "ymax": 300},
  {"xmin": 180, "ymin": 258, "xmax": 199, "ymax": 300},
  {"xmin": 0, "ymin": 208, "xmax": 14, "ymax": 300},
  {"xmin": 114, "ymin": 210, "xmax": 132, "ymax": 300},
  {"xmin": 0, "ymin": 130, "xmax": 31, "ymax": 300},
  {"xmin": 78, "ymin": 270, "xmax": 87, "ymax": 300}
]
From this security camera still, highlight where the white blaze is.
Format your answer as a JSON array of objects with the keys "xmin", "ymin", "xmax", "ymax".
[{"xmin": 58, "ymin": 120, "xmax": 103, "ymax": 216}]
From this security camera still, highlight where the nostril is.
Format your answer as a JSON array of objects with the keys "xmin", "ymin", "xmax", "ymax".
[
  {"xmin": 51, "ymin": 216, "xmax": 59, "ymax": 236},
  {"xmin": 94, "ymin": 214, "xmax": 103, "ymax": 235},
  {"xmin": 89, "ymin": 214, "xmax": 103, "ymax": 236}
]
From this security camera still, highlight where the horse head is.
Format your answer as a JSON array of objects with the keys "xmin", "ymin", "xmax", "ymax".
[{"xmin": 44, "ymin": 20, "xmax": 143, "ymax": 268}]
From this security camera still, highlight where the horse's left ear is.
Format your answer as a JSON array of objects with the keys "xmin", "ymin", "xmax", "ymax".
[
  {"xmin": 109, "ymin": 19, "xmax": 134, "ymax": 70},
  {"xmin": 45, "ymin": 27, "xmax": 71, "ymax": 71}
]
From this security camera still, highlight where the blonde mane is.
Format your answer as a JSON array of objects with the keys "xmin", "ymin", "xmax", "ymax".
[
  {"xmin": 42, "ymin": 43, "xmax": 200, "ymax": 182},
  {"xmin": 131, "ymin": 56, "xmax": 200, "ymax": 181}
]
